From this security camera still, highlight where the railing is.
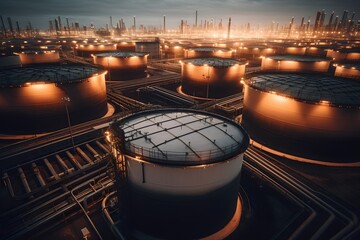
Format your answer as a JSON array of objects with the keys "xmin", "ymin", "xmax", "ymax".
[{"xmin": 123, "ymin": 141, "xmax": 244, "ymax": 165}]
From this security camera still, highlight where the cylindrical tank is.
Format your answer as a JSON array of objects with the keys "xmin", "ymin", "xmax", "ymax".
[
  {"xmin": 241, "ymin": 73, "xmax": 360, "ymax": 162},
  {"xmin": 0, "ymin": 65, "xmax": 108, "ymax": 135},
  {"xmin": 93, "ymin": 52, "xmax": 148, "ymax": 80},
  {"xmin": 305, "ymin": 46, "xmax": 328, "ymax": 57},
  {"xmin": 180, "ymin": 58, "xmax": 246, "ymax": 98},
  {"xmin": 326, "ymin": 49, "xmax": 360, "ymax": 62},
  {"xmin": 108, "ymin": 109, "xmax": 249, "ymax": 239},
  {"xmin": 135, "ymin": 40, "xmax": 160, "ymax": 59},
  {"xmin": 18, "ymin": 50, "xmax": 60, "ymax": 65},
  {"xmin": 334, "ymin": 64, "xmax": 360, "ymax": 80},
  {"xmin": 116, "ymin": 41, "xmax": 136, "ymax": 52},
  {"xmin": 184, "ymin": 47, "xmax": 233, "ymax": 58},
  {"xmin": 261, "ymin": 55, "xmax": 331, "ymax": 73},
  {"xmin": 75, "ymin": 43, "xmax": 117, "ymax": 58}
]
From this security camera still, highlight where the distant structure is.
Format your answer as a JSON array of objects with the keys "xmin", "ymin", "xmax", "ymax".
[{"xmin": 135, "ymin": 39, "xmax": 160, "ymax": 59}]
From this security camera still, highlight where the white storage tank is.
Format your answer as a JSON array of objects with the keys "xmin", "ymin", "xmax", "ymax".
[
  {"xmin": 107, "ymin": 109, "xmax": 249, "ymax": 239},
  {"xmin": 75, "ymin": 43, "xmax": 117, "ymax": 58},
  {"xmin": 334, "ymin": 64, "xmax": 360, "ymax": 80}
]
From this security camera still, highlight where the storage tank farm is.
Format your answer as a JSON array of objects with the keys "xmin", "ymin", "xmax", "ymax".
[
  {"xmin": 0, "ymin": 65, "xmax": 108, "ymax": 136},
  {"xmin": 74, "ymin": 43, "xmax": 117, "ymax": 58},
  {"xmin": 106, "ymin": 109, "xmax": 249, "ymax": 239},
  {"xmin": 180, "ymin": 58, "xmax": 247, "ymax": 99},
  {"xmin": 93, "ymin": 52, "xmax": 148, "ymax": 80}
]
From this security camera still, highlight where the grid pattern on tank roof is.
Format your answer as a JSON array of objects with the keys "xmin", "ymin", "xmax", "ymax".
[
  {"xmin": 95, "ymin": 52, "xmax": 147, "ymax": 57},
  {"xmin": 120, "ymin": 111, "xmax": 244, "ymax": 163},
  {"xmin": 249, "ymin": 73, "xmax": 360, "ymax": 106},
  {"xmin": 183, "ymin": 58, "xmax": 241, "ymax": 67},
  {"xmin": 0, "ymin": 65, "xmax": 101, "ymax": 87}
]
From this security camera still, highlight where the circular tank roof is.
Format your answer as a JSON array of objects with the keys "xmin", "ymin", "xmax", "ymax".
[
  {"xmin": 94, "ymin": 52, "xmax": 147, "ymax": 57},
  {"xmin": 188, "ymin": 47, "xmax": 231, "ymax": 52},
  {"xmin": 266, "ymin": 54, "xmax": 331, "ymax": 62},
  {"xmin": 0, "ymin": 64, "xmax": 105, "ymax": 88},
  {"xmin": 110, "ymin": 109, "xmax": 249, "ymax": 166},
  {"xmin": 247, "ymin": 73, "xmax": 360, "ymax": 107},
  {"xmin": 182, "ymin": 58, "xmax": 245, "ymax": 67}
]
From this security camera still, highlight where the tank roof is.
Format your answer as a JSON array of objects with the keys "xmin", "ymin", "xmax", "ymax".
[
  {"xmin": 110, "ymin": 109, "xmax": 249, "ymax": 166},
  {"xmin": 94, "ymin": 52, "xmax": 147, "ymax": 57},
  {"xmin": 247, "ymin": 73, "xmax": 360, "ymax": 107},
  {"xmin": 182, "ymin": 58, "xmax": 245, "ymax": 67},
  {"xmin": 266, "ymin": 54, "xmax": 331, "ymax": 62},
  {"xmin": 0, "ymin": 65, "xmax": 105, "ymax": 88}
]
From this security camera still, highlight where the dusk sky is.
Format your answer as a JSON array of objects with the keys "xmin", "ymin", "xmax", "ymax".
[{"xmin": 1, "ymin": 0, "xmax": 359, "ymax": 29}]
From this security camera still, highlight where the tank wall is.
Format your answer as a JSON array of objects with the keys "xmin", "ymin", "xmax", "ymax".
[
  {"xmin": 185, "ymin": 50, "xmax": 232, "ymax": 58},
  {"xmin": 135, "ymin": 43, "xmax": 160, "ymax": 59},
  {"xmin": 181, "ymin": 63, "xmax": 244, "ymax": 97},
  {"xmin": 126, "ymin": 154, "xmax": 243, "ymax": 195},
  {"xmin": 93, "ymin": 55, "xmax": 147, "ymax": 70},
  {"xmin": 326, "ymin": 50, "xmax": 360, "ymax": 62},
  {"xmin": 0, "ymin": 73, "xmax": 107, "ymax": 134},
  {"xmin": 282, "ymin": 47, "xmax": 306, "ymax": 55},
  {"xmin": 242, "ymin": 85, "xmax": 360, "ymax": 161},
  {"xmin": 0, "ymin": 56, "xmax": 21, "ymax": 68},
  {"xmin": 334, "ymin": 67, "xmax": 360, "ymax": 79},
  {"xmin": 305, "ymin": 47, "xmax": 327, "ymax": 57},
  {"xmin": 125, "ymin": 154, "xmax": 242, "ymax": 238},
  {"xmin": 19, "ymin": 52, "xmax": 60, "ymax": 64},
  {"xmin": 261, "ymin": 58, "xmax": 330, "ymax": 72}
]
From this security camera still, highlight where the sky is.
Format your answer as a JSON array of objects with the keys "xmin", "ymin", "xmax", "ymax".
[{"xmin": 1, "ymin": 0, "xmax": 359, "ymax": 30}]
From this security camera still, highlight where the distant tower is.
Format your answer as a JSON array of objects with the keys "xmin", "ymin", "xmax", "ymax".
[
  {"xmin": 327, "ymin": 11, "xmax": 334, "ymax": 31},
  {"xmin": 227, "ymin": 17, "xmax": 231, "ymax": 39},
  {"xmin": 49, "ymin": 20, "xmax": 54, "ymax": 33},
  {"xmin": 300, "ymin": 17, "xmax": 304, "ymax": 31},
  {"xmin": 16, "ymin": 21, "xmax": 20, "ymax": 35},
  {"xmin": 306, "ymin": 17, "xmax": 310, "ymax": 31},
  {"xmin": 0, "ymin": 16, "xmax": 6, "ymax": 37},
  {"xmin": 314, "ymin": 11, "xmax": 321, "ymax": 32},
  {"xmin": 195, "ymin": 10, "xmax": 198, "ymax": 29},
  {"xmin": 319, "ymin": 9, "xmax": 326, "ymax": 29},
  {"xmin": 288, "ymin": 17, "xmax": 294, "ymax": 37},
  {"xmin": 66, "ymin": 18, "xmax": 70, "ymax": 34},
  {"xmin": 7, "ymin": 17, "xmax": 14, "ymax": 37},
  {"xmin": 334, "ymin": 16, "xmax": 339, "ymax": 31},
  {"xmin": 110, "ymin": 16, "xmax": 113, "ymax": 30},
  {"xmin": 163, "ymin": 15, "xmax": 166, "ymax": 33},
  {"xmin": 133, "ymin": 16, "xmax": 136, "ymax": 34},
  {"xmin": 340, "ymin": 10, "xmax": 349, "ymax": 31},
  {"xmin": 57, "ymin": 16, "xmax": 62, "ymax": 33},
  {"xmin": 180, "ymin": 20, "xmax": 184, "ymax": 34}
]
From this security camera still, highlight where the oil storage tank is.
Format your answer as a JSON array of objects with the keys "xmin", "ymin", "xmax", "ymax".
[
  {"xmin": 334, "ymin": 63, "xmax": 360, "ymax": 80},
  {"xmin": 184, "ymin": 47, "xmax": 233, "ymax": 59},
  {"xmin": 241, "ymin": 73, "xmax": 360, "ymax": 162},
  {"xmin": 75, "ymin": 43, "xmax": 117, "ymax": 58},
  {"xmin": 180, "ymin": 58, "xmax": 246, "ymax": 98},
  {"xmin": 107, "ymin": 109, "xmax": 249, "ymax": 239},
  {"xmin": 0, "ymin": 65, "xmax": 108, "ymax": 135},
  {"xmin": 93, "ymin": 52, "xmax": 148, "ymax": 80},
  {"xmin": 0, "ymin": 54, "xmax": 21, "ymax": 68},
  {"xmin": 260, "ymin": 55, "xmax": 331, "ymax": 73},
  {"xmin": 18, "ymin": 50, "xmax": 60, "ymax": 65}
]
